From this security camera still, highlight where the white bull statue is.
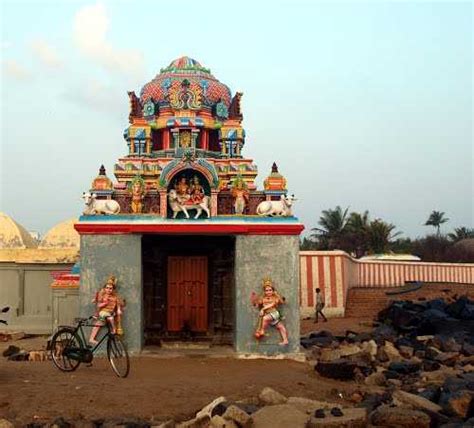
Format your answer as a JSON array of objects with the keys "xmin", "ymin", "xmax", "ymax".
[
  {"xmin": 168, "ymin": 189, "xmax": 211, "ymax": 219},
  {"xmin": 82, "ymin": 192, "xmax": 121, "ymax": 215},
  {"xmin": 256, "ymin": 194, "xmax": 296, "ymax": 217}
]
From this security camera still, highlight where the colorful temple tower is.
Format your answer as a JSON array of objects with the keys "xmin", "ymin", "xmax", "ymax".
[{"xmin": 75, "ymin": 57, "xmax": 304, "ymax": 355}]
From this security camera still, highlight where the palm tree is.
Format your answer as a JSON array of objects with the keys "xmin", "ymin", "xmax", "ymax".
[
  {"xmin": 448, "ymin": 227, "xmax": 474, "ymax": 243},
  {"xmin": 425, "ymin": 211, "xmax": 449, "ymax": 236},
  {"xmin": 311, "ymin": 206, "xmax": 349, "ymax": 250},
  {"xmin": 345, "ymin": 211, "xmax": 371, "ymax": 256},
  {"xmin": 368, "ymin": 219, "xmax": 401, "ymax": 254}
]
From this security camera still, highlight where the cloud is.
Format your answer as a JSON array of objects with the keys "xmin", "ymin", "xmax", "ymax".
[
  {"xmin": 2, "ymin": 59, "xmax": 30, "ymax": 80},
  {"xmin": 73, "ymin": 2, "xmax": 145, "ymax": 79},
  {"xmin": 30, "ymin": 39, "xmax": 62, "ymax": 68},
  {"xmin": 62, "ymin": 78, "xmax": 126, "ymax": 122}
]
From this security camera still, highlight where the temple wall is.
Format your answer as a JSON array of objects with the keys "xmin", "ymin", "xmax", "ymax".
[
  {"xmin": 80, "ymin": 235, "xmax": 143, "ymax": 352},
  {"xmin": 235, "ymin": 235, "xmax": 300, "ymax": 355},
  {"xmin": 299, "ymin": 251, "xmax": 474, "ymax": 317},
  {"xmin": 356, "ymin": 260, "xmax": 474, "ymax": 287},
  {"xmin": 3, "ymin": 247, "xmax": 472, "ymax": 343}
]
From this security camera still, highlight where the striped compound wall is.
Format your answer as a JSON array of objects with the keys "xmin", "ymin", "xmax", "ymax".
[
  {"xmin": 357, "ymin": 261, "xmax": 474, "ymax": 288},
  {"xmin": 299, "ymin": 251, "xmax": 474, "ymax": 317}
]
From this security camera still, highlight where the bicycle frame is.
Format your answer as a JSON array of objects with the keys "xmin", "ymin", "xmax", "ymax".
[
  {"xmin": 69, "ymin": 317, "xmax": 113, "ymax": 354},
  {"xmin": 52, "ymin": 315, "xmax": 130, "ymax": 377}
]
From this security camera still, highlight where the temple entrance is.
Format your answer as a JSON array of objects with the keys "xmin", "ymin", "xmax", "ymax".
[
  {"xmin": 167, "ymin": 256, "xmax": 208, "ymax": 332},
  {"xmin": 142, "ymin": 235, "xmax": 235, "ymax": 346}
]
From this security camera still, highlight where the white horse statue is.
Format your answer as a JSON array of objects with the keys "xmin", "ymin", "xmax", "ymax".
[{"xmin": 168, "ymin": 189, "xmax": 211, "ymax": 219}]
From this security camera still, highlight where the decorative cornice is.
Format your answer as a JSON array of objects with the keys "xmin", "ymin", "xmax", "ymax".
[{"xmin": 75, "ymin": 216, "xmax": 304, "ymax": 236}]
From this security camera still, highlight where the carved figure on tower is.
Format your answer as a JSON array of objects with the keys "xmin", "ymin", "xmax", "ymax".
[
  {"xmin": 229, "ymin": 92, "xmax": 243, "ymax": 121},
  {"xmin": 175, "ymin": 176, "xmax": 191, "ymax": 205},
  {"xmin": 168, "ymin": 188, "xmax": 211, "ymax": 219},
  {"xmin": 231, "ymin": 176, "xmax": 249, "ymax": 215},
  {"xmin": 129, "ymin": 175, "xmax": 146, "ymax": 214},
  {"xmin": 127, "ymin": 91, "xmax": 143, "ymax": 124},
  {"xmin": 190, "ymin": 176, "xmax": 205, "ymax": 204}
]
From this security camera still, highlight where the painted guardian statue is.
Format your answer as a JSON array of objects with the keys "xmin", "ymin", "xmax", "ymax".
[{"xmin": 251, "ymin": 278, "xmax": 289, "ymax": 346}]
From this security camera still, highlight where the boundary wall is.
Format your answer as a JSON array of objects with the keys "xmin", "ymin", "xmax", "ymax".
[{"xmin": 299, "ymin": 251, "xmax": 474, "ymax": 317}]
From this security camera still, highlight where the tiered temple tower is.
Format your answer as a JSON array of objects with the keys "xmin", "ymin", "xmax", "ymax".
[
  {"xmin": 90, "ymin": 56, "xmax": 287, "ymax": 217},
  {"xmin": 77, "ymin": 57, "xmax": 303, "ymax": 355}
]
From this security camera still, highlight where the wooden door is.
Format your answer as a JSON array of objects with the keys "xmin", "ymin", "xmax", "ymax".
[{"xmin": 167, "ymin": 256, "xmax": 208, "ymax": 332}]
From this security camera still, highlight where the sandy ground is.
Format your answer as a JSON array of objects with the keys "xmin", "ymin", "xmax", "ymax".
[{"xmin": 0, "ymin": 317, "xmax": 374, "ymax": 426}]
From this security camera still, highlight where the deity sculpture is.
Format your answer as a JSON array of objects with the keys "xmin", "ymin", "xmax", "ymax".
[
  {"xmin": 169, "ymin": 175, "xmax": 210, "ymax": 219},
  {"xmin": 190, "ymin": 176, "xmax": 205, "ymax": 204},
  {"xmin": 129, "ymin": 176, "xmax": 146, "ymax": 214},
  {"xmin": 175, "ymin": 176, "xmax": 191, "ymax": 205},
  {"xmin": 231, "ymin": 177, "xmax": 249, "ymax": 215},
  {"xmin": 251, "ymin": 278, "xmax": 289, "ymax": 346},
  {"xmin": 89, "ymin": 275, "xmax": 125, "ymax": 345},
  {"xmin": 180, "ymin": 131, "xmax": 192, "ymax": 148}
]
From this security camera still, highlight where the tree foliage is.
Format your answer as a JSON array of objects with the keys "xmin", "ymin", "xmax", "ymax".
[
  {"xmin": 425, "ymin": 211, "xmax": 449, "ymax": 236},
  {"xmin": 310, "ymin": 206, "xmax": 349, "ymax": 250},
  {"xmin": 301, "ymin": 207, "xmax": 473, "ymax": 262},
  {"xmin": 308, "ymin": 207, "xmax": 400, "ymax": 255},
  {"xmin": 448, "ymin": 227, "xmax": 474, "ymax": 243}
]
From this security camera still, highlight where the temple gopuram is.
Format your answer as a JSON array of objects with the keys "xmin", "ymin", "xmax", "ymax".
[{"xmin": 75, "ymin": 57, "xmax": 304, "ymax": 355}]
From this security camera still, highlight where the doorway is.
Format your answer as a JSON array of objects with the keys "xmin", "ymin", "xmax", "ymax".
[{"xmin": 142, "ymin": 235, "xmax": 235, "ymax": 345}]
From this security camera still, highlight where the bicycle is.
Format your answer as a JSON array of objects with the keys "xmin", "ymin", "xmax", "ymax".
[{"xmin": 50, "ymin": 315, "xmax": 130, "ymax": 378}]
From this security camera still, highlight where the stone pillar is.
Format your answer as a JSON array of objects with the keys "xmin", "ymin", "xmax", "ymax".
[
  {"xmin": 202, "ymin": 129, "xmax": 209, "ymax": 150},
  {"xmin": 191, "ymin": 129, "xmax": 199, "ymax": 149},
  {"xmin": 159, "ymin": 189, "xmax": 168, "ymax": 218},
  {"xmin": 79, "ymin": 234, "xmax": 143, "ymax": 352},
  {"xmin": 211, "ymin": 190, "xmax": 218, "ymax": 216},
  {"xmin": 171, "ymin": 129, "xmax": 179, "ymax": 148},
  {"xmin": 220, "ymin": 140, "xmax": 226, "ymax": 156},
  {"xmin": 163, "ymin": 129, "xmax": 170, "ymax": 150},
  {"xmin": 235, "ymin": 141, "xmax": 241, "ymax": 157},
  {"xmin": 145, "ymin": 138, "xmax": 151, "ymax": 155},
  {"xmin": 234, "ymin": 235, "xmax": 300, "ymax": 355}
]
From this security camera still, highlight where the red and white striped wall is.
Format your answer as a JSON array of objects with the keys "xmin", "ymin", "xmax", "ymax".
[
  {"xmin": 357, "ymin": 261, "xmax": 474, "ymax": 287},
  {"xmin": 299, "ymin": 251, "xmax": 474, "ymax": 317},
  {"xmin": 299, "ymin": 251, "xmax": 352, "ymax": 317}
]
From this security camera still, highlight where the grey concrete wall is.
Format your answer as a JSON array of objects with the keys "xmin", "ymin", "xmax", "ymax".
[
  {"xmin": 80, "ymin": 235, "xmax": 143, "ymax": 352},
  {"xmin": 53, "ymin": 287, "xmax": 79, "ymax": 331},
  {"xmin": 235, "ymin": 235, "xmax": 300, "ymax": 355},
  {"xmin": 0, "ymin": 263, "xmax": 72, "ymax": 333}
]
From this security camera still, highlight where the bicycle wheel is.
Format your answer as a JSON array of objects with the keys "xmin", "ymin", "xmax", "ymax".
[
  {"xmin": 50, "ymin": 328, "xmax": 83, "ymax": 372},
  {"xmin": 107, "ymin": 335, "xmax": 130, "ymax": 378}
]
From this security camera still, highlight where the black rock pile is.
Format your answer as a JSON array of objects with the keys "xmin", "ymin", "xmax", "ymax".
[{"xmin": 301, "ymin": 295, "xmax": 474, "ymax": 427}]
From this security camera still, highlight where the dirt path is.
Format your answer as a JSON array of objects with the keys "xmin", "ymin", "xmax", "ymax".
[{"xmin": 0, "ymin": 317, "xmax": 373, "ymax": 426}]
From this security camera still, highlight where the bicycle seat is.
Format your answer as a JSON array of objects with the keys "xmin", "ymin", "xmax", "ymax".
[{"xmin": 74, "ymin": 317, "xmax": 89, "ymax": 324}]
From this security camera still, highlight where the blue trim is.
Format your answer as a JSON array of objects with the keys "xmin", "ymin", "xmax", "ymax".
[
  {"xmin": 264, "ymin": 190, "xmax": 287, "ymax": 195},
  {"xmin": 79, "ymin": 215, "xmax": 301, "ymax": 224},
  {"xmin": 71, "ymin": 262, "xmax": 81, "ymax": 274},
  {"xmin": 166, "ymin": 117, "xmax": 204, "ymax": 127}
]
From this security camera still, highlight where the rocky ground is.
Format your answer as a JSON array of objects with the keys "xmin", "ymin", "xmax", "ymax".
[
  {"xmin": 0, "ymin": 300, "xmax": 473, "ymax": 427},
  {"xmin": 302, "ymin": 295, "xmax": 474, "ymax": 428}
]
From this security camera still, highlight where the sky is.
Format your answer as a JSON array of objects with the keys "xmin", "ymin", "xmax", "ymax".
[{"xmin": 0, "ymin": 0, "xmax": 472, "ymax": 239}]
